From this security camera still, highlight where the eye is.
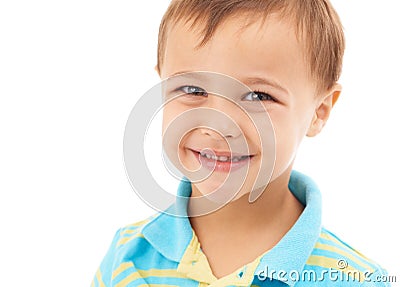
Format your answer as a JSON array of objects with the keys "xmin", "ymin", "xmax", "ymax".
[
  {"xmin": 243, "ymin": 91, "xmax": 277, "ymax": 102},
  {"xmin": 179, "ymin": 86, "xmax": 208, "ymax": 97}
]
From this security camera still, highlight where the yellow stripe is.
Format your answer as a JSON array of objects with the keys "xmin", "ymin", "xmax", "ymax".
[
  {"xmin": 112, "ymin": 262, "xmax": 134, "ymax": 280},
  {"xmin": 126, "ymin": 218, "xmax": 152, "ymax": 228},
  {"xmin": 320, "ymin": 232, "xmax": 367, "ymax": 258},
  {"xmin": 117, "ymin": 215, "xmax": 159, "ymax": 246},
  {"xmin": 114, "ymin": 269, "xmax": 188, "ymax": 287},
  {"xmin": 114, "ymin": 272, "xmax": 142, "ymax": 287},
  {"xmin": 306, "ymin": 255, "xmax": 365, "ymax": 282},
  {"xmin": 139, "ymin": 269, "xmax": 188, "ymax": 278},
  {"xmin": 96, "ymin": 269, "xmax": 106, "ymax": 287},
  {"xmin": 121, "ymin": 229, "xmax": 139, "ymax": 235},
  {"xmin": 117, "ymin": 233, "xmax": 144, "ymax": 246},
  {"xmin": 124, "ymin": 214, "xmax": 158, "ymax": 229},
  {"xmin": 320, "ymin": 232, "xmax": 376, "ymax": 268},
  {"xmin": 314, "ymin": 242, "xmax": 373, "ymax": 271}
]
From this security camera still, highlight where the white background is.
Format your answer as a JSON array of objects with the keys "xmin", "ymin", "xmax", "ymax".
[{"xmin": 0, "ymin": 1, "xmax": 399, "ymax": 286}]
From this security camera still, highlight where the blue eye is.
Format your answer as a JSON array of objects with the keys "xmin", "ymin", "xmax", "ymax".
[
  {"xmin": 180, "ymin": 86, "xmax": 208, "ymax": 97},
  {"xmin": 243, "ymin": 91, "xmax": 277, "ymax": 102}
]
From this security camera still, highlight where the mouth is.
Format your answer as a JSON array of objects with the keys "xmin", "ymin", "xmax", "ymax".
[{"xmin": 189, "ymin": 148, "xmax": 254, "ymax": 173}]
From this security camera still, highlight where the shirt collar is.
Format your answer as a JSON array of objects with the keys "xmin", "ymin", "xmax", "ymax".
[
  {"xmin": 254, "ymin": 170, "xmax": 322, "ymax": 287},
  {"xmin": 142, "ymin": 171, "xmax": 322, "ymax": 286},
  {"xmin": 141, "ymin": 179, "xmax": 193, "ymax": 262}
]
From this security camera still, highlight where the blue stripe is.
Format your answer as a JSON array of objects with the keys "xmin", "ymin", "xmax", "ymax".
[
  {"xmin": 316, "ymin": 236, "xmax": 376, "ymax": 270},
  {"xmin": 310, "ymin": 248, "xmax": 369, "ymax": 272}
]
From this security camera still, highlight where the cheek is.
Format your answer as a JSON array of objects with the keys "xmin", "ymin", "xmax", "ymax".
[
  {"xmin": 268, "ymin": 110, "xmax": 307, "ymax": 173},
  {"xmin": 162, "ymin": 103, "xmax": 184, "ymax": 135},
  {"xmin": 273, "ymin": 105, "xmax": 313, "ymax": 169},
  {"xmin": 162, "ymin": 105, "xmax": 174, "ymax": 132},
  {"xmin": 162, "ymin": 104, "xmax": 190, "ymax": 171}
]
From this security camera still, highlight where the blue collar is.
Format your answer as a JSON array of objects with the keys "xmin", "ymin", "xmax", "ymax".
[
  {"xmin": 141, "ymin": 179, "xmax": 193, "ymax": 262},
  {"xmin": 142, "ymin": 171, "xmax": 322, "ymax": 286},
  {"xmin": 254, "ymin": 170, "xmax": 322, "ymax": 286}
]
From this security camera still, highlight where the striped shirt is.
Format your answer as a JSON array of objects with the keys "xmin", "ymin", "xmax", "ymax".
[{"xmin": 91, "ymin": 171, "xmax": 389, "ymax": 286}]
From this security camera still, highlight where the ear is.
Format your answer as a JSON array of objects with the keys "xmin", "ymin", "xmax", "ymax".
[
  {"xmin": 155, "ymin": 65, "xmax": 161, "ymax": 77},
  {"xmin": 307, "ymin": 84, "xmax": 342, "ymax": 137}
]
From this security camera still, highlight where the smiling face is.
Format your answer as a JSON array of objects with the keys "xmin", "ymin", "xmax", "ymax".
[{"xmin": 160, "ymin": 14, "xmax": 339, "ymax": 201}]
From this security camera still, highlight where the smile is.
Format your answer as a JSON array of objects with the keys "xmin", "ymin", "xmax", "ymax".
[
  {"xmin": 199, "ymin": 150, "xmax": 251, "ymax": 162},
  {"xmin": 190, "ymin": 149, "xmax": 254, "ymax": 173}
]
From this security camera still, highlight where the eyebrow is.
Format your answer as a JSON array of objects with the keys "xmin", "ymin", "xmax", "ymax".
[
  {"xmin": 168, "ymin": 71, "xmax": 289, "ymax": 95},
  {"xmin": 242, "ymin": 77, "xmax": 289, "ymax": 95},
  {"xmin": 170, "ymin": 71, "xmax": 191, "ymax": 77},
  {"xmin": 169, "ymin": 70, "xmax": 210, "ymax": 81}
]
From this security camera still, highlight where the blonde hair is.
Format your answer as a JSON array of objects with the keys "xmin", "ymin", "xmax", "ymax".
[{"xmin": 157, "ymin": 0, "xmax": 345, "ymax": 94}]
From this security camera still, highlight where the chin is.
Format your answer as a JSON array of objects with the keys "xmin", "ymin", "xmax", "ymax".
[{"xmin": 192, "ymin": 174, "xmax": 254, "ymax": 203}]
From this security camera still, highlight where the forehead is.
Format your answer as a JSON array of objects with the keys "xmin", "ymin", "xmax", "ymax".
[{"xmin": 161, "ymin": 15, "xmax": 316, "ymax": 97}]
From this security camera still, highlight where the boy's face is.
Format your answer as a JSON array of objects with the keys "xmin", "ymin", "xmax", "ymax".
[{"xmin": 160, "ymin": 15, "xmax": 335, "ymax": 201}]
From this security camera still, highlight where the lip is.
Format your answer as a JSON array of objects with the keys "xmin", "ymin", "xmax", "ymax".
[
  {"xmin": 190, "ymin": 148, "xmax": 252, "ymax": 158},
  {"xmin": 189, "ymin": 149, "xmax": 253, "ymax": 173}
]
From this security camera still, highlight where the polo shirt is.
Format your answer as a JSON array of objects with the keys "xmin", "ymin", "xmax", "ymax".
[{"xmin": 91, "ymin": 171, "xmax": 390, "ymax": 287}]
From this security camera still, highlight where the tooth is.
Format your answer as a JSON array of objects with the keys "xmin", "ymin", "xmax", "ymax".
[
  {"xmin": 232, "ymin": 157, "xmax": 240, "ymax": 162},
  {"xmin": 206, "ymin": 154, "xmax": 212, "ymax": 159},
  {"xmin": 218, "ymin": 156, "xmax": 228, "ymax": 162},
  {"xmin": 211, "ymin": 155, "xmax": 218, "ymax": 160}
]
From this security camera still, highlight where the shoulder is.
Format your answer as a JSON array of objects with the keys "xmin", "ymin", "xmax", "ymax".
[
  {"xmin": 304, "ymin": 227, "xmax": 390, "ymax": 286},
  {"xmin": 92, "ymin": 214, "xmax": 162, "ymax": 287},
  {"xmin": 113, "ymin": 213, "xmax": 160, "ymax": 247}
]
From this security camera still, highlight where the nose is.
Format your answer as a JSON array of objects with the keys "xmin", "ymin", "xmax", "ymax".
[
  {"xmin": 198, "ymin": 127, "xmax": 236, "ymax": 140},
  {"xmin": 199, "ymin": 95, "xmax": 242, "ymax": 139}
]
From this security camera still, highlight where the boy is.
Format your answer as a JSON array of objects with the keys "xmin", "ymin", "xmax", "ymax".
[{"xmin": 92, "ymin": 0, "xmax": 389, "ymax": 286}]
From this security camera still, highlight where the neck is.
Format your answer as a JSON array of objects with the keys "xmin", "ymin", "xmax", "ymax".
[
  {"xmin": 187, "ymin": 169, "xmax": 304, "ymax": 279},
  {"xmin": 189, "ymin": 169, "xmax": 304, "ymax": 238}
]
